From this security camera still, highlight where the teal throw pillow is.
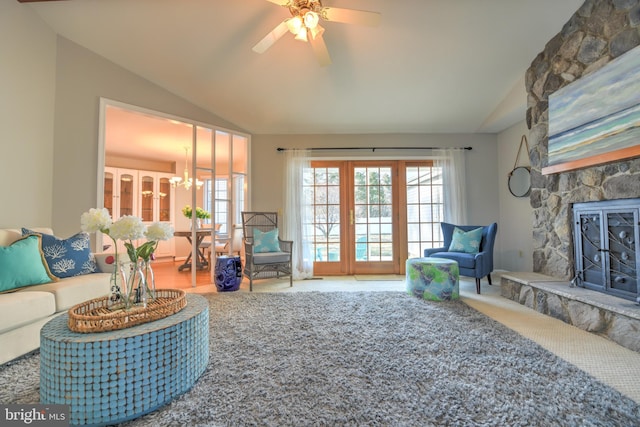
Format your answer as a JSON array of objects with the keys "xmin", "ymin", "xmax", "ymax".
[
  {"xmin": 22, "ymin": 228, "xmax": 98, "ymax": 278},
  {"xmin": 253, "ymin": 228, "xmax": 281, "ymax": 253},
  {"xmin": 448, "ymin": 227, "xmax": 483, "ymax": 254},
  {"xmin": 0, "ymin": 235, "xmax": 56, "ymax": 292}
]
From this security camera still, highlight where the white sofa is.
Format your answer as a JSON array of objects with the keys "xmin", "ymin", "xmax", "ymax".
[{"xmin": 0, "ymin": 228, "xmax": 111, "ymax": 365}]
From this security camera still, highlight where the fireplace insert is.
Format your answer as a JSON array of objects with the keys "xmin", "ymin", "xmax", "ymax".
[{"xmin": 572, "ymin": 198, "xmax": 639, "ymax": 303}]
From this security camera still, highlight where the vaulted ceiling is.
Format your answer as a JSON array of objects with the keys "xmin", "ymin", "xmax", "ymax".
[{"xmin": 21, "ymin": 0, "xmax": 583, "ymax": 134}]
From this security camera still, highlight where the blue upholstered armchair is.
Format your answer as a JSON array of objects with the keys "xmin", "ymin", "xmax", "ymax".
[{"xmin": 423, "ymin": 222, "xmax": 498, "ymax": 294}]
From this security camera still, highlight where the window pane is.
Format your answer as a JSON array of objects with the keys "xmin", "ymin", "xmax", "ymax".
[
  {"xmin": 407, "ymin": 205, "xmax": 419, "ymax": 222},
  {"xmin": 315, "ymin": 169, "xmax": 327, "ymax": 184},
  {"xmin": 315, "ymin": 186, "xmax": 327, "ymax": 204},
  {"xmin": 327, "ymin": 168, "xmax": 340, "ymax": 185}
]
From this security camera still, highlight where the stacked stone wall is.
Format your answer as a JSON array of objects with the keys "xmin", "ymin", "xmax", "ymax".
[{"xmin": 526, "ymin": 0, "xmax": 640, "ymax": 279}]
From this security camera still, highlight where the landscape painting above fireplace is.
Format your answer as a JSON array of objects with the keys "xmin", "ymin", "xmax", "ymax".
[{"xmin": 543, "ymin": 45, "xmax": 640, "ymax": 175}]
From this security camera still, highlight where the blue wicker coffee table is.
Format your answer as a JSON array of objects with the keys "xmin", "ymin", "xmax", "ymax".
[{"xmin": 40, "ymin": 293, "xmax": 209, "ymax": 427}]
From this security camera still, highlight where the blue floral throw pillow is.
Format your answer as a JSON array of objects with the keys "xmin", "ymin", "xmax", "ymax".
[
  {"xmin": 253, "ymin": 228, "xmax": 281, "ymax": 253},
  {"xmin": 448, "ymin": 227, "xmax": 483, "ymax": 254},
  {"xmin": 22, "ymin": 228, "xmax": 98, "ymax": 278}
]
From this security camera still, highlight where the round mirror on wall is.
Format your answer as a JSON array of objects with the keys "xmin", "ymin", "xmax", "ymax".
[{"xmin": 508, "ymin": 166, "xmax": 531, "ymax": 197}]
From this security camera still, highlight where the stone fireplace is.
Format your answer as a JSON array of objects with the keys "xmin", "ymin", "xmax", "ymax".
[
  {"xmin": 525, "ymin": 0, "xmax": 640, "ymax": 283},
  {"xmin": 572, "ymin": 198, "xmax": 639, "ymax": 303},
  {"xmin": 502, "ymin": 0, "xmax": 640, "ymax": 354}
]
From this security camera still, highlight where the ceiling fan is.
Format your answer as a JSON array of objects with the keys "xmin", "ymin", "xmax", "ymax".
[{"xmin": 252, "ymin": 0, "xmax": 381, "ymax": 66}]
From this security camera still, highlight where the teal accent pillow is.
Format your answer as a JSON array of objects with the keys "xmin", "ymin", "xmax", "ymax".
[
  {"xmin": 0, "ymin": 235, "xmax": 56, "ymax": 292},
  {"xmin": 22, "ymin": 228, "xmax": 98, "ymax": 278},
  {"xmin": 253, "ymin": 228, "xmax": 281, "ymax": 253},
  {"xmin": 448, "ymin": 227, "xmax": 483, "ymax": 254}
]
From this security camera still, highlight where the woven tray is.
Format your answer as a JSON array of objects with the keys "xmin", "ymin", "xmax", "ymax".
[{"xmin": 68, "ymin": 289, "xmax": 187, "ymax": 333}]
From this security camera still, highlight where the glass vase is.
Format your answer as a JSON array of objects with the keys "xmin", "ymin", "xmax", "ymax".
[
  {"xmin": 108, "ymin": 259, "xmax": 125, "ymax": 309},
  {"xmin": 141, "ymin": 259, "xmax": 156, "ymax": 302},
  {"xmin": 118, "ymin": 260, "xmax": 147, "ymax": 310}
]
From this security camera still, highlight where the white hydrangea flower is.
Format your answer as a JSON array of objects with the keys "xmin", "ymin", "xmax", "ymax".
[
  {"xmin": 145, "ymin": 222, "xmax": 174, "ymax": 241},
  {"xmin": 109, "ymin": 216, "xmax": 146, "ymax": 241},
  {"xmin": 80, "ymin": 208, "xmax": 112, "ymax": 233}
]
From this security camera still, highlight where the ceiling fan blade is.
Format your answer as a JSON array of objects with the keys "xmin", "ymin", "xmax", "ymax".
[
  {"xmin": 309, "ymin": 30, "xmax": 332, "ymax": 67},
  {"xmin": 321, "ymin": 7, "xmax": 381, "ymax": 27},
  {"xmin": 265, "ymin": 0, "xmax": 291, "ymax": 6},
  {"xmin": 252, "ymin": 20, "xmax": 289, "ymax": 54}
]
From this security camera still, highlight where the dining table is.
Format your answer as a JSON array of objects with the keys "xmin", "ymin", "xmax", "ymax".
[{"xmin": 174, "ymin": 229, "xmax": 213, "ymax": 271}]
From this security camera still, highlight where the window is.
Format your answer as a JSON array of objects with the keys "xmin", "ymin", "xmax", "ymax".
[
  {"xmin": 304, "ymin": 166, "xmax": 341, "ymax": 262},
  {"xmin": 406, "ymin": 164, "xmax": 444, "ymax": 258},
  {"xmin": 203, "ymin": 178, "xmax": 229, "ymax": 233},
  {"xmin": 202, "ymin": 173, "xmax": 245, "ymax": 234}
]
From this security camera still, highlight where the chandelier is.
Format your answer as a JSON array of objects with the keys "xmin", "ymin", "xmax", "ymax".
[{"xmin": 169, "ymin": 146, "xmax": 203, "ymax": 190}]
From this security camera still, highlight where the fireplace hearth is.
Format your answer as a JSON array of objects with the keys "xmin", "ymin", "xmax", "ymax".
[
  {"xmin": 573, "ymin": 198, "xmax": 640, "ymax": 303},
  {"xmin": 501, "ymin": 272, "xmax": 640, "ymax": 353}
]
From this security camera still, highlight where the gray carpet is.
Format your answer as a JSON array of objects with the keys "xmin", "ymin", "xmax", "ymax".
[{"xmin": 2, "ymin": 292, "xmax": 639, "ymax": 426}]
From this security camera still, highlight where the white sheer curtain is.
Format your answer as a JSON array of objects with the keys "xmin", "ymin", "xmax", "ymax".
[
  {"xmin": 433, "ymin": 148, "xmax": 467, "ymax": 224},
  {"xmin": 282, "ymin": 149, "xmax": 314, "ymax": 279}
]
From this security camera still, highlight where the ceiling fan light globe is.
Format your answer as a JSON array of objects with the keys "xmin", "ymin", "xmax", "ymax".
[
  {"xmin": 295, "ymin": 27, "xmax": 308, "ymax": 42},
  {"xmin": 286, "ymin": 16, "xmax": 303, "ymax": 34},
  {"xmin": 304, "ymin": 11, "xmax": 319, "ymax": 29}
]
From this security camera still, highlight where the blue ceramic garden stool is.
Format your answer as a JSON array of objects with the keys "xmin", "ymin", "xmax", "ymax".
[
  {"xmin": 214, "ymin": 256, "xmax": 242, "ymax": 292},
  {"xmin": 406, "ymin": 257, "xmax": 460, "ymax": 301}
]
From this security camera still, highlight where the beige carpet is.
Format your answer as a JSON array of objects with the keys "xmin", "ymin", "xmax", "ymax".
[
  {"xmin": 461, "ymin": 280, "xmax": 640, "ymax": 404},
  {"xmin": 185, "ymin": 272, "xmax": 640, "ymax": 404},
  {"xmin": 354, "ymin": 274, "xmax": 404, "ymax": 281}
]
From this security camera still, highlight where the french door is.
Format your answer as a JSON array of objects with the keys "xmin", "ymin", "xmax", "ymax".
[{"xmin": 306, "ymin": 160, "xmax": 442, "ymax": 275}]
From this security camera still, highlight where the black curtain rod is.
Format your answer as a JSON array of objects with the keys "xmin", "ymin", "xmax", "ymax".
[{"xmin": 276, "ymin": 146, "xmax": 472, "ymax": 152}]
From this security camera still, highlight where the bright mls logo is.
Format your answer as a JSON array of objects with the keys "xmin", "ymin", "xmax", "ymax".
[{"xmin": 1, "ymin": 405, "xmax": 68, "ymax": 426}]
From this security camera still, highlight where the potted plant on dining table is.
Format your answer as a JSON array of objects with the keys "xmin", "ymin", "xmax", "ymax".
[{"xmin": 182, "ymin": 205, "xmax": 211, "ymax": 229}]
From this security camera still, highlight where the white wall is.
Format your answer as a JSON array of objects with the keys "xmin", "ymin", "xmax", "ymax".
[
  {"xmin": 496, "ymin": 120, "xmax": 533, "ymax": 272},
  {"xmin": 0, "ymin": 2, "xmax": 57, "ymax": 228},
  {"xmin": 51, "ymin": 37, "xmax": 244, "ymax": 237}
]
